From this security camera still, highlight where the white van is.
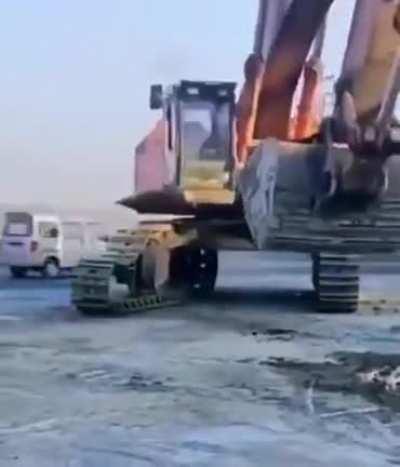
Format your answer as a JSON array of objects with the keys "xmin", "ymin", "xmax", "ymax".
[{"xmin": 1, "ymin": 212, "xmax": 106, "ymax": 278}]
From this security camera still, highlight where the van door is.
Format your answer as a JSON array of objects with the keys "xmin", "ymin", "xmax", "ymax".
[
  {"xmin": 2, "ymin": 213, "xmax": 34, "ymax": 266},
  {"xmin": 61, "ymin": 222, "xmax": 84, "ymax": 268},
  {"xmin": 37, "ymin": 221, "xmax": 62, "ymax": 266}
]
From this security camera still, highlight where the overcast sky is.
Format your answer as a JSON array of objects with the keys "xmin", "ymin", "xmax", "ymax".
[{"xmin": 0, "ymin": 0, "xmax": 354, "ymax": 209}]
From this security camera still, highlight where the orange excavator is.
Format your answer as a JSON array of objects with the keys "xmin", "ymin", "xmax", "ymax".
[{"xmin": 72, "ymin": 0, "xmax": 400, "ymax": 314}]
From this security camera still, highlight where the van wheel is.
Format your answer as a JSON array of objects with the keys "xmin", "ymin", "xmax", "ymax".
[
  {"xmin": 42, "ymin": 259, "xmax": 60, "ymax": 278},
  {"xmin": 10, "ymin": 267, "xmax": 28, "ymax": 279}
]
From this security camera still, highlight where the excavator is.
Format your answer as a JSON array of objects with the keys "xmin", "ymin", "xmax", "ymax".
[{"xmin": 72, "ymin": 0, "xmax": 400, "ymax": 314}]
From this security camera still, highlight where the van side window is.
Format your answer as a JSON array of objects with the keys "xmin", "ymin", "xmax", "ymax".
[
  {"xmin": 62, "ymin": 223, "xmax": 84, "ymax": 240},
  {"xmin": 39, "ymin": 222, "xmax": 59, "ymax": 239}
]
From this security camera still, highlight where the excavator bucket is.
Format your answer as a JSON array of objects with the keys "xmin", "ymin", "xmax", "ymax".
[
  {"xmin": 238, "ymin": 138, "xmax": 400, "ymax": 252},
  {"xmin": 238, "ymin": 139, "xmax": 325, "ymax": 249}
]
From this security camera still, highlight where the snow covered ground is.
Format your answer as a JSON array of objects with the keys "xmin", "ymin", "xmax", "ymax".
[{"xmin": 0, "ymin": 253, "xmax": 400, "ymax": 466}]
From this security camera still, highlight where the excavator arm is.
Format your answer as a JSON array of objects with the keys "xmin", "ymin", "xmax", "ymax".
[
  {"xmin": 237, "ymin": 0, "xmax": 333, "ymax": 163},
  {"xmin": 253, "ymin": 0, "xmax": 334, "ymax": 140},
  {"xmin": 237, "ymin": 0, "xmax": 400, "ymax": 176},
  {"xmin": 335, "ymin": 0, "xmax": 400, "ymax": 150}
]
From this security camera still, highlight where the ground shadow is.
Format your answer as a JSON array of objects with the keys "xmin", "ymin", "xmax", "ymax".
[{"xmin": 211, "ymin": 286, "xmax": 315, "ymax": 311}]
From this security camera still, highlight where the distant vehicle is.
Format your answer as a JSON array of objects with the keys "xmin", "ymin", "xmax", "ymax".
[{"xmin": 1, "ymin": 211, "xmax": 106, "ymax": 278}]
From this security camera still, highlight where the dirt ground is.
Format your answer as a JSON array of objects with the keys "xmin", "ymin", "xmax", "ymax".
[{"xmin": 1, "ymin": 252, "xmax": 400, "ymax": 466}]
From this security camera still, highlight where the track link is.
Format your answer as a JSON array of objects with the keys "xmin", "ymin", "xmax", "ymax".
[{"xmin": 313, "ymin": 253, "xmax": 360, "ymax": 313}]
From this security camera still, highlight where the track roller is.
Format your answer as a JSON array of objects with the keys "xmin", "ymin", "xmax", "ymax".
[{"xmin": 312, "ymin": 252, "xmax": 360, "ymax": 313}]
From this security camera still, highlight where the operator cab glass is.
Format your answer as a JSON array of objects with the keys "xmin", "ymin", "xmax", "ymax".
[
  {"xmin": 181, "ymin": 101, "xmax": 230, "ymax": 163},
  {"xmin": 177, "ymin": 82, "xmax": 236, "ymax": 204}
]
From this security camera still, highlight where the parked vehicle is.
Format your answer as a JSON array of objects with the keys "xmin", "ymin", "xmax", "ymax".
[{"xmin": 1, "ymin": 211, "xmax": 106, "ymax": 278}]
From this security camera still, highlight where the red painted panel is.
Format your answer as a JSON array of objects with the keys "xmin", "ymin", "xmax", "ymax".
[{"xmin": 134, "ymin": 119, "xmax": 168, "ymax": 194}]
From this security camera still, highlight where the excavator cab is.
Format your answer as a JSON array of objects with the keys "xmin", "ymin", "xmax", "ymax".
[{"xmin": 151, "ymin": 81, "xmax": 236, "ymax": 205}]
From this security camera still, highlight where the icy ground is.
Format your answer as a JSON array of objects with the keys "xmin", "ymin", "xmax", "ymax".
[{"xmin": 1, "ymin": 253, "xmax": 400, "ymax": 466}]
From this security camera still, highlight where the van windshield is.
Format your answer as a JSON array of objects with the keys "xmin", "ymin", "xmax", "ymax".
[{"xmin": 3, "ymin": 213, "xmax": 33, "ymax": 237}]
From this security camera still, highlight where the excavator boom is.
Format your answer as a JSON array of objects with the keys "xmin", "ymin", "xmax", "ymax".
[
  {"xmin": 237, "ymin": 0, "xmax": 333, "ymax": 162},
  {"xmin": 254, "ymin": 0, "xmax": 334, "ymax": 140}
]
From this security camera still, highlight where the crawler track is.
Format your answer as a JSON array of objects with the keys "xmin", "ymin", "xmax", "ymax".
[{"xmin": 313, "ymin": 253, "xmax": 360, "ymax": 313}]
